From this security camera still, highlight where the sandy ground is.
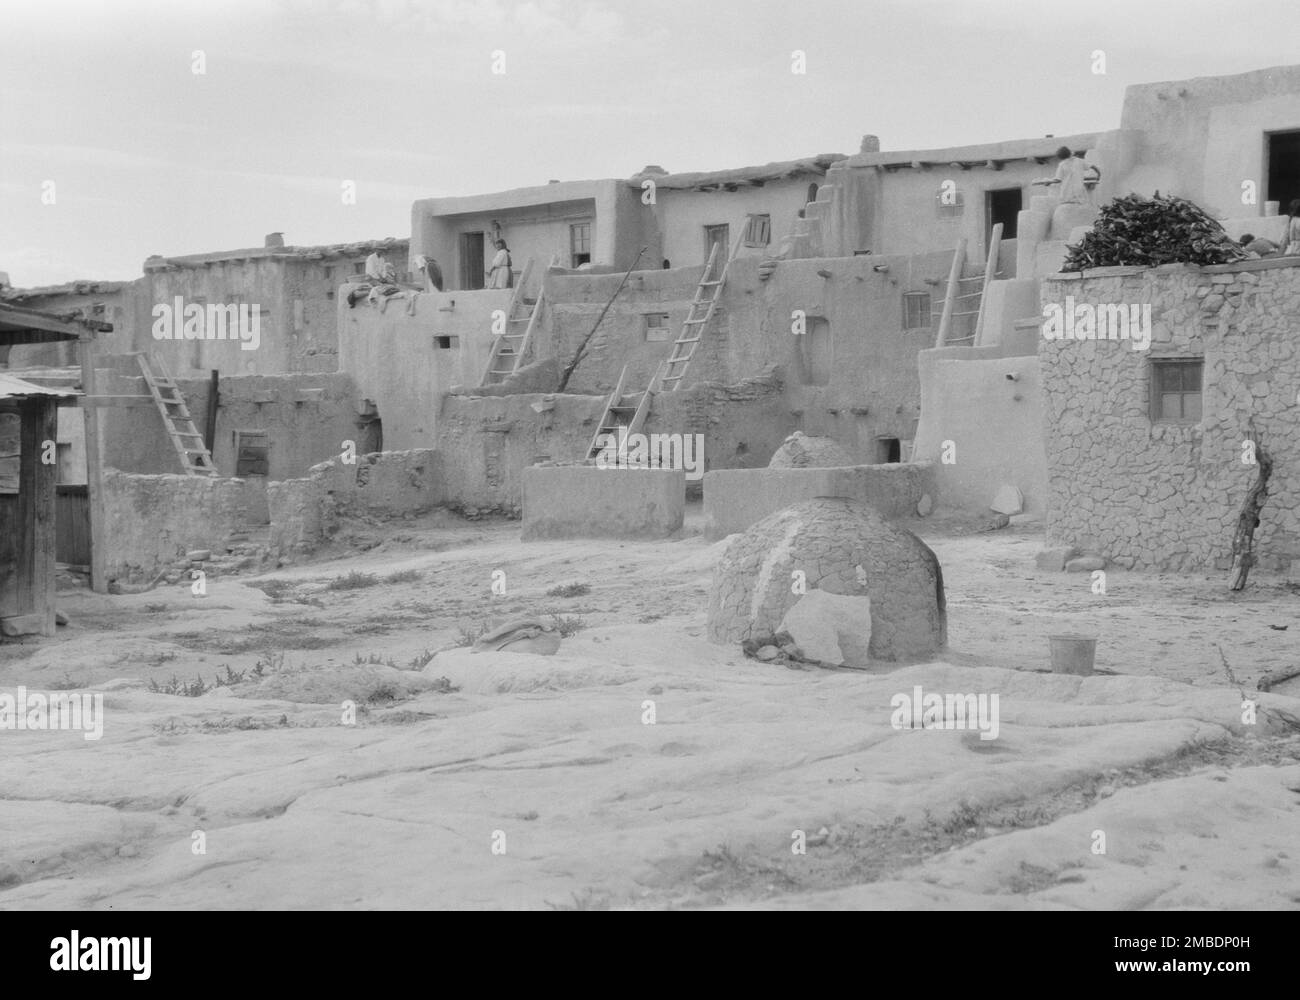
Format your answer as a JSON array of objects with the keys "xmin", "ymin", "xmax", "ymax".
[{"xmin": 1, "ymin": 504, "xmax": 1298, "ymax": 910}]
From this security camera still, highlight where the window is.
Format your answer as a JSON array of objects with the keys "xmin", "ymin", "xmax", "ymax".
[
  {"xmin": 233, "ymin": 430, "xmax": 269, "ymax": 477},
  {"xmin": 902, "ymin": 292, "xmax": 932, "ymax": 330},
  {"xmin": 877, "ymin": 437, "xmax": 901, "ymax": 464},
  {"xmin": 570, "ymin": 222, "xmax": 592, "ymax": 267},
  {"xmin": 353, "ymin": 262, "xmax": 366, "ymax": 275},
  {"xmin": 936, "ymin": 188, "xmax": 964, "ymax": 218},
  {"xmin": 1150, "ymin": 358, "xmax": 1203, "ymax": 422},
  {"xmin": 742, "ymin": 213, "xmax": 772, "ymax": 248},
  {"xmin": 0, "ymin": 412, "xmax": 19, "ymax": 495},
  {"xmin": 644, "ymin": 313, "xmax": 671, "ymax": 342},
  {"xmin": 435, "ymin": 335, "xmax": 459, "ymax": 349}
]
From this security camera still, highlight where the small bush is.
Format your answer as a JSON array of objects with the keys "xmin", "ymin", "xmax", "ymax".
[
  {"xmin": 148, "ymin": 674, "xmax": 209, "ymax": 697},
  {"xmin": 353, "ymin": 652, "xmax": 398, "ymax": 667},
  {"xmin": 383, "ymin": 569, "xmax": 422, "ymax": 584},
  {"xmin": 548, "ymin": 613, "xmax": 586, "ymax": 638},
  {"xmin": 546, "ymin": 582, "xmax": 591, "ymax": 598},
  {"xmin": 454, "ymin": 623, "xmax": 488, "ymax": 647},
  {"xmin": 212, "ymin": 664, "xmax": 247, "ymax": 688},
  {"xmin": 327, "ymin": 571, "xmax": 380, "ymax": 591},
  {"xmin": 407, "ymin": 649, "xmax": 436, "ymax": 670},
  {"xmin": 1061, "ymin": 192, "xmax": 1247, "ymax": 271}
]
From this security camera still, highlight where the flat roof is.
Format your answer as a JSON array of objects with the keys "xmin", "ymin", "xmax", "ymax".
[
  {"xmin": 144, "ymin": 236, "xmax": 408, "ymax": 271},
  {"xmin": 0, "ymin": 301, "xmax": 108, "ymax": 346}
]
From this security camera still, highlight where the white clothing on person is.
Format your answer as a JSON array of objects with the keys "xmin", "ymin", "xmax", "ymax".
[
  {"xmin": 488, "ymin": 248, "xmax": 513, "ymax": 289},
  {"xmin": 1054, "ymin": 157, "xmax": 1090, "ymax": 205}
]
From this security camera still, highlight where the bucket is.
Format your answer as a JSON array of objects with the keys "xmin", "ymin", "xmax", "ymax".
[{"xmin": 1048, "ymin": 634, "xmax": 1096, "ymax": 675}]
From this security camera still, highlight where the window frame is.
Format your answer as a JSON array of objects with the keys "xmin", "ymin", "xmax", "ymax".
[
  {"xmin": 902, "ymin": 291, "xmax": 933, "ymax": 330},
  {"xmin": 1149, "ymin": 356, "xmax": 1204, "ymax": 424}
]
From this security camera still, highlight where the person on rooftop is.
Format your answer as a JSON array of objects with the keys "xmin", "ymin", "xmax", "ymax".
[{"xmin": 1033, "ymin": 146, "xmax": 1091, "ymax": 205}]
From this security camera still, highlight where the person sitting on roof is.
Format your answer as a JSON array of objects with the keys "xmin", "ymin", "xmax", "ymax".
[{"xmin": 1238, "ymin": 233, "xmax": 1280, "ymax": 258}]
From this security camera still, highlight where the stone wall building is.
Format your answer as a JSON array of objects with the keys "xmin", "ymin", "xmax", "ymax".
[{"xmin": 1039, "ymin": 258, "xmax": 1300, "ymax": 571}]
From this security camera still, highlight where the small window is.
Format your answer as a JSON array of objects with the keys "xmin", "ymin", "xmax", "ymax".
[
  {"xmin": 435, "ymin": 335, "xmax": 459, "ymax": 349},
  {"xmin": 233, "ymin": 430, "xmax": 270, "ymax": 477},
  {"xmin": 570, "ymin": 222, "xmax": 592, "ymax": 267},
  {"xmin": 902, "ymin": 292, "xmax": 932, "ymax": 330},
  {"xmin": 877, "ymin": 437, "xmax": 901, "ymax": 464},
  {"xmin": 353, "ymin": 262, "xmax": 366, "ymax": 275},
  {"xmin": 742, "ymin": 213, "xmax": 772, "ymax": 247},
  {"xmin": 644, "ymin": 313, "xmax": 671, "ymax": 342},
  {"xmin": 936, "ymin": 188, "xmax": 965, "ymax": 218},
  {"xmin": 323, "ymin": 265, "xmax": 334, "ymax": 281},
  {"xmin": 1150, "ymin": 358, "xmax": 1203, "ymax": 422}
]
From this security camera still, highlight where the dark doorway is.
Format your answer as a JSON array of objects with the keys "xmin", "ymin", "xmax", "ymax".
[
  {"xmin": 703, "ymin": 224, "xmax": 729, "ymax": 275},
  {"xmin": 987, "ymin": 187, "xmax": 1022, "ymax": 243},
  {"xmin": 877, "ymin": 437, "xmax": 901, "ymax": 464},
  {"xmin": 459, "ymin": 231, "xmax": 486, "ymax": 290},
  {"xmin": 1267, "ymin": 130, "xmax": 1300, "ymax": 212}
]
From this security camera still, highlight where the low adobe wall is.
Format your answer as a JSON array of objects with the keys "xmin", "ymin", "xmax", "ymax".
[
  {"xmin": 521, "ymin": 465, "xmax": 684, "ymax": 540},
  {"xmin": 702, "ymin": 463, "xmax": 934, "ymax": 540},
  {"xmin": 101, "ymin": 470, "xmax": 259, "ymax": 583},
  {"xmin": 267, "ymin": 449, "xmax": 443, "ymax": 553}
]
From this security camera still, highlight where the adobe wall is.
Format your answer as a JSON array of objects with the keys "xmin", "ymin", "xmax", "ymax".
[
  {"xmin": 911, "ymin": 350, "xmax": 1046, "ymax": 513},
  {"xmin": 702, "ymin": 462, "xmax": 935, "ymax": 540},
  {"xmin": 97, "ymin": 367, "xmax": 360, "ymax": 481},
  {"xmin": 648, "ymin": 176, "xmax": 817, "ymax": 269},
  {"xmin": 1119, "ymin": 65, "xmax": 1300, "ymax": 218},
  {"xmin": 1040, "ymin": 258, "xmax": 1300, "ymax": 571},
  {"xmin": 521, "ymin": 465, "xmax": 684, "ymax": 540},
  {"xmin": 100, "ymin": 470, "xmax": 259, "ymax": 583},
  {"xmin": 267, "ymin": 449, "xmax": 443, "ymax": 554},
  {"xmin": 338, "ymin": 286, "xmax": 510, "ymax": 450}
]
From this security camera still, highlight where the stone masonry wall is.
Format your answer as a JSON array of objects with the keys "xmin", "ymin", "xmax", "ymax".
[{"xmin": 1040, "ymin": 258, "xmax": 1300, "ymax": 571}]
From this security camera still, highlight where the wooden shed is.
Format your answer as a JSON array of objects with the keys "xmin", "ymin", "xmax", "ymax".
[
  {"xmin": 0, "ymin": 301, "xmax": 102, "ymax": 636},
  {"xmin": 0, "ymin": 374, "xmax": 79, "ymax": 636}
]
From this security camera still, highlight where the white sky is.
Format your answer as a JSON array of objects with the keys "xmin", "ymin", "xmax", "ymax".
[{"xmin": 2, "ymin": 0, "xmax": 1298, "ymax": 285}]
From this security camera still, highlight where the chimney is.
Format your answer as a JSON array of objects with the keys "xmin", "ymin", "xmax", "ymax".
[
  {"xmin": 265, "ymin": 232, "xmax": 285, "ymax": 248},
  {"xmin": 859, "ymin": 135, "xmax": 880, "ymax": 154}
]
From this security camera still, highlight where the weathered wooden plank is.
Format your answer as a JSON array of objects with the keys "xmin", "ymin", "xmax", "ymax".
[{"xmin": 0, "ymin": 613, "xmax": 46, "ymax": 637}]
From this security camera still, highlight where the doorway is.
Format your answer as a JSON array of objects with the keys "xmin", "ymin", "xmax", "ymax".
[
  {"xmin": 986, "ymin": 188, "xmax": 1022, "ymax": 243},
  {"xmin": 876, "ymin": 437, "xmax": 901, "ymax": 464},
  {"xmin": 1267, "ymin": 130, "xmax": 1300, "ymax": 213},
  {"xmin": 703, "ymin": 224, "xmax": 729, "ymax": 275},
  {"xmin": 459, "ymin": 232, "xmax": 486, "ymax": 290}
]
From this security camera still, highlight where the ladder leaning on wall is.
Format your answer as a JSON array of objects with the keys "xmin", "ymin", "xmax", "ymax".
[
  {"xmin": 133, "ymin": 352, "xmax": 218, "ymax": 476},
  {"xmin": 935, "ymin": 223, "xmax": 1003, "ymax": 348},
  {"xmin": 480, "ymin": 257, "xmax": 546, "ymax": 386},
  {"xmin": 659, "ymin": 238, "xmax": 735, "ymax": 391}
]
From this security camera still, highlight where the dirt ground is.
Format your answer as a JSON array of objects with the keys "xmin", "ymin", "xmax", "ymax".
[{"xmin": 2, "ymin": 503, "xmax": 1298, "ymax": 910}]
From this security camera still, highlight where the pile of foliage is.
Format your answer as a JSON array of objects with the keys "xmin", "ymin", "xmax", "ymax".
[{"xmin": 1061, "ymin": 192, "xmax": 1247, "ymax": 271}]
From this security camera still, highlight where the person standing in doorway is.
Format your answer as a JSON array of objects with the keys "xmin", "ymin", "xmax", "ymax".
[{"xmin": 488, "ymin": 239, "xmax": 513, "ymax": 289}]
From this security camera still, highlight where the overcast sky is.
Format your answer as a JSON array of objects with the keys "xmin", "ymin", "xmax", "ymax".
[{"xmin": 2, "ymin": 0, "xmax": 1298, "ymax": 286}]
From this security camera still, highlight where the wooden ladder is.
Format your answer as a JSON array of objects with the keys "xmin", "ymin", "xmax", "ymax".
[
  {"xmin": 136, "ymin": 353, "xmax": 218, "ymax": 476},
  {"xmin": 586, "ymin": 362, "xmax": 664, "ymax": 461},
  {"xmin": 660, "ymin": 239, "xmax": 733, "ymax": 391},
  {"xmin": 939, "ymin": 224, "xmax": 1003, "ymax": 347},
  {"xmin": 481, "ymin": 258, "xmax": 542, "ymax": 385}
]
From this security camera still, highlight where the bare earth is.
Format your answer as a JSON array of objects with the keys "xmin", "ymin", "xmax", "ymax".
[{"xmin": 2, "ymin": 506, "xmax": 1298, "ymax": 910}]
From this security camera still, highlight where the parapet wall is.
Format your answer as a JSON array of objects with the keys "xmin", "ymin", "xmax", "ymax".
[
  {"xmin": 702, "ymin": 462, "xmax": 935, "ymax": 540},
  {"xmin": 1040, "ymin": 258, "xmax": 1300, "ymax": 571}
]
